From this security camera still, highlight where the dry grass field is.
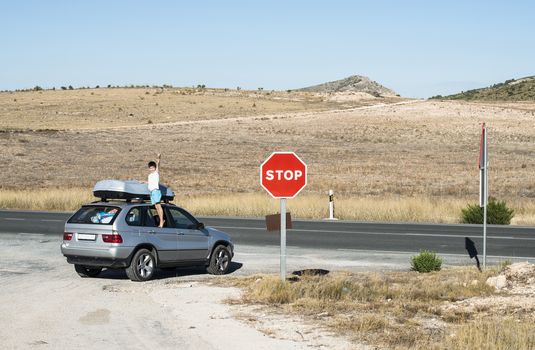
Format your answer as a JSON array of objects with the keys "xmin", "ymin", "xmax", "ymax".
[
  {"xmin": 217, "ymin": 264, "xmax": 535, "ymax": 349},
  {"xmin": 1, "ymin": 88, "xmax": 535, "ymax": 223}
]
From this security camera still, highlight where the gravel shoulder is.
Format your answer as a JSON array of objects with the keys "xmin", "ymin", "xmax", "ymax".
[{"xmin": 1, "ymin": 234, "xmax": 356, "ymax": 349}]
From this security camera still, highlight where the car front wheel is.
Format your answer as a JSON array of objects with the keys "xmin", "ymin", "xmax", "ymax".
[
  {"xmin": 126, "ymin": 249, "xmax": 156, "ymax": 282},
  {"xmin": 207, "ymin": 245, "xmax": 232, "ymax": 275},
  {"xmin": 74, "ymin": 264, "xmax": 102, "ymax": 278}
]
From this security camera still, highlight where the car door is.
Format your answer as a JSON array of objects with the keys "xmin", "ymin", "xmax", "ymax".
[
  {"xmin": 139, "ymin": 206, "xmax": 178, "ymax": 262},
  {"xmin": 166, "ymin": 206, "xmax": 209, "ymax": 261}
]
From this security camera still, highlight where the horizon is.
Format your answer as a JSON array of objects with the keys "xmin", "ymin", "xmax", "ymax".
[{"xmin": 1, "ymin": 1, "xmax": 534, "ymax": 98}]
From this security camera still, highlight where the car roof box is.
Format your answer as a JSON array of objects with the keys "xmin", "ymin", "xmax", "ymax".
[{"xmin": 93, "ymin": 180, "xmax": 175, "ymax": 202}]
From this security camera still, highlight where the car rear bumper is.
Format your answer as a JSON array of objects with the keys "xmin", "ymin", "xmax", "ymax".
[
  {"xmin": 61, "ymin": 243, "xmax": 134, "ymax": 267},
  {"xmin": 65, "ymin": 255, "xmax": 130, "ymax": 268}
]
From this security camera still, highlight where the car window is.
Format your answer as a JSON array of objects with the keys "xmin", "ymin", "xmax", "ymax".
[
  {"xmin": 68, "ymin": 206, "xmax": 121, "ymax": 225},
  {"xmin": 144, "ymin": 206, "xmax": 170, "ymax": 228},
  {"xmin": 167, "ymin": 207, "xmax": 198, "ymax": 229},
  {"xmin": 125, "ymin": 207, "xmax": 142, "ymax": 226}
]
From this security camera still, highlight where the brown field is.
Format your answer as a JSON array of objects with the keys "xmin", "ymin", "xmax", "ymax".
[{"xmin": 1, "ymin": 88, "xmax": 535, "ymax": 223}]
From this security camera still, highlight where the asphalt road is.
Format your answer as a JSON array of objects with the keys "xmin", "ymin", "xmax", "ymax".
[{"xmin": 1, "ymin": 209, "xmax": 534, "ymax": 259}]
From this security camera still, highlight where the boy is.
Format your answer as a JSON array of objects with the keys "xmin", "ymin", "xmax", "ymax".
[{"xmin": 148, "ymin": 153, "xmax": 165, "ymax": 228}]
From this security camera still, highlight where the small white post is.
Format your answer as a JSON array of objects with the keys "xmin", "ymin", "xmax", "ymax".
[
  {"xmin": 329, "ymin": 190, "xmax": 335, "ymax": 219},
  {"xmin": 280, "ymin": 198, "xmax": 287, "ymax": 281},
  {"xmin": 325, "ymin": 189, "xmax": 338, "ymax": 220}
]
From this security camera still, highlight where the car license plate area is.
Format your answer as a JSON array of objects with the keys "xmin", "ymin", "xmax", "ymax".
[{"xmin": 77, "ymin": 233, "xmax": 97, "ymax": 241}]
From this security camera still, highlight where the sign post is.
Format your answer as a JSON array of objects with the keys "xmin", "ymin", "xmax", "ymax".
[
  {"xmin": 260, "ymin": 152, "xmax": 307, "ymax": 281},
  {"xmin": 280, "ymin": 198, "xmax": 287, "ymax": 280},
  {"xmin": 479, "ymin": 123, "xmax": 488, "ymax": 268}
]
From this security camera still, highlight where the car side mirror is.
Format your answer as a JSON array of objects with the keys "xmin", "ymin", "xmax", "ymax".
[{"xmin": 197, "ymin": 222, "xmax": 205, "ymax": 230}]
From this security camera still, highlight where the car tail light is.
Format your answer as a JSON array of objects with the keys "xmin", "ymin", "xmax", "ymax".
[
  {"xmin": 102, "ymin": 233, "xmax": 123, "ymax": 243},
  {"xmin": 63, "ymin": 232, "xmax": 73, "ymax": 241}
]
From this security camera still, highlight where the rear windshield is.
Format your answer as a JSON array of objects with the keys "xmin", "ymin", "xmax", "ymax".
[{"xmin": 68, "ymin": 206, "xmax": 121, "ymax": 225}]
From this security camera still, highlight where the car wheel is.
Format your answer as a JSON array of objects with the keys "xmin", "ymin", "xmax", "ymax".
[
  {"xmin": 74, "ymin": 264, "xmax": 102, "ymax": 278},
  {"xmin": 207, "ymin": 245, "xmax": 232, "ymax": 275},
  {"xmin": 126, "ymin": 248, "xmax": 156, "ymax": 282}
]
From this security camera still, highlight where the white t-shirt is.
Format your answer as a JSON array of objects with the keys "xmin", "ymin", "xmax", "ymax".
[{"xmin": 148, "ymin": 171, "xmax": 159, "ymax": 191}]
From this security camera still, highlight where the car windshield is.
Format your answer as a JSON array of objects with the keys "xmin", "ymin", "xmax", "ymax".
[{"xmin": 68, "ymin": 206, "xmax": 121, "ymax": 225}]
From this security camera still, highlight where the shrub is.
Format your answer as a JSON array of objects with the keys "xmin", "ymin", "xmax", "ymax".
[
  {"xmin": 461, "ymin": 198, "xmax": 514, "ymax": 225},
  {"xmin": 411, "ymin": 250, "xmax": 442, "ymax": 273},
  {"xmin": 68, "ymin": 85, "xmax": 74, "ymax": 90}
]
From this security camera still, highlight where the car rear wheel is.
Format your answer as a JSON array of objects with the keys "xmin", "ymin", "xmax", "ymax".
[
  {"xmin": 207, "ymin": 245, "xmax": 232, "ymax": 275},
  {"xmin": 126, "ymin": 248, "xmax": 156, "ymax": 282},
  {"xmin": 74, "ymin": 264, "xmax": 102, "ymax": 278}
]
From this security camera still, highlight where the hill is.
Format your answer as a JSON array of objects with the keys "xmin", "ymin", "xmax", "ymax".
[
  {"xmin": 297, "ymin": 75, "xmax": 397, "ymax": 97},
  {"xmin": 432, "ymin": 76, "xmax": 535, "ymax": 101}
]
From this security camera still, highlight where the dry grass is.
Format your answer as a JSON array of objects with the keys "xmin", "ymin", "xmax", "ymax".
[
  {"xmin": 447, "ymin": 318, "xmax": 535, "ymax": 350},
  {"xmin": 2, "ymin": 90, "xmax": 535, "ymax": 224},
  {"xmin": 217, "ymin": 266, "xmax": 535, "ymax": 349},
  {"xmin": 0, "ymin": 87, "xmax": 383, "ymax": 131},
  {"xmin": 2, "ymin": 188, "xmax": 535, "ymax": 224},
  {"xmin": 0, "ymin": 188, "xmax": 93, "ymax": 211}
]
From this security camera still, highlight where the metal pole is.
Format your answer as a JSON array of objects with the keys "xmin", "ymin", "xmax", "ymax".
[
  {"xmin": 483, "ymin": 129, "xmax": 488, "ymax": 269},
  {"xmin": 280, "ymin": 198, "xmax": 287, "ymax": 281},
  {"xmin": 483, "ymin": 187, "xmax": 487, "ymax": 269}
]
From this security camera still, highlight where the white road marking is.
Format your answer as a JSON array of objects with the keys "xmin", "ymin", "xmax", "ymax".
[
  {"xmin": 1, "ymin": 218, "xmax": 62, "ymax": 222},
  {"xmin": 214, "ymin": 226, "xmax": 531, "ymax": 240}
]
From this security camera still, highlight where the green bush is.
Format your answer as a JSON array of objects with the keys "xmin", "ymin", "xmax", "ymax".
[
  {"xmin": 461, "ymin": 197, "xmax": 514, "ymax": 225},
  {"xmin": 411, "ymin": 250, "xmax": 442, "ymax": 273}
]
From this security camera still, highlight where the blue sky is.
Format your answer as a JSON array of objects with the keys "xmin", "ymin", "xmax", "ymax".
[{"xmin": 1, "ymin": 1, "xmax": 533, "ymax": 97}]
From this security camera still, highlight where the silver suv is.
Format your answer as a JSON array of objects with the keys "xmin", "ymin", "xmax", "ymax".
[{"xmin": 61, "ymin": 202, "xmax": 234, "ymax": 281}]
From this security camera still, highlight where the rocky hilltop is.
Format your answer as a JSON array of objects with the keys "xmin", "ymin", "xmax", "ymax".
[{"xmin": 298, "ymin": 75, "xmax": 397, "ymax": 97}]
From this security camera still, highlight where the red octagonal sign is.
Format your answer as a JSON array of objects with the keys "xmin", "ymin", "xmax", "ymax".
[{"xmin": 260, "ymin": 152, "xmax": 307, "ymax": 198}]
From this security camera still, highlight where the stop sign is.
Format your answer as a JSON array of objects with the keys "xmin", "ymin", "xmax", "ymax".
[{"xmin": 260, "ymin": 152, "xmax": 307, "ymax": 198}]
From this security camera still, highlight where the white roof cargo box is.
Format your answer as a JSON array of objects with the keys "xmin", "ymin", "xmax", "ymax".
[{"xmin": 93, "ymin": 180, "xmax": 175, "ymax": 202}]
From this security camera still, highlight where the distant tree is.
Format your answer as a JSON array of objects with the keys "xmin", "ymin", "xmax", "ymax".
[
  {"xmin": 68, "ymin": 85, "xmax": 74, "ymax": 90},
  {"xmin": 236, "ymin": 86, "xmax": 241, "ymax": 91},
  {"xmin": 61, "ymin": 86, "xmax": 67, "ymax": 90},
  {"xmin": 33, "ymin": 86, "xmax": 43, "ymax": 91},
  {"xmin": 95, "ymin": 85, "xmax": 100, "ymax": 89},
  {"xmin": 258, "ymin": 87, "xmax": 264, "ymax": 91},
  {"xmin": 107, "ymin": 84, "xmax": 112, "ymax": 88}
]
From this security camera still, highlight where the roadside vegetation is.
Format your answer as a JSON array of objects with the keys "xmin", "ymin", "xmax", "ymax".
[
  {"xmin": 461, "ymin": 197, "xmax": 515, "ymax": 225},
  {"xmin": 2, "ymin": 189, "xmax": 535, "ymax": 225},
  {"xmin": 410, "ymin": 250, "xmax": 442, "ymax": 272},
  {"xmin": 217, "ymin": 266, "xmax": 535, "ymax": 349}
]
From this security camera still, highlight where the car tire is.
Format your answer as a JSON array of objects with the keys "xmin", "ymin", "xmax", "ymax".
[
  {"xmin": 126, "ymin": 248, "xmax": 156, "ymax": 282},
  {"xmin": 207, "ymin": 245, "xmax": 232, "ymax": 275},
  {"xmin": 74, "ymin": 264, "xmax": 102, "ymax": 278}
]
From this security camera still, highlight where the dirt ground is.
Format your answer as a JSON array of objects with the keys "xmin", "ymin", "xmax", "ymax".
[
  {"xmin": 0, "ymin": 87, "xmax": 391, "ymax": 130},
  {"xmin": 2, "ymin": 232, "xmax": 534, "ymax": 349}
]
